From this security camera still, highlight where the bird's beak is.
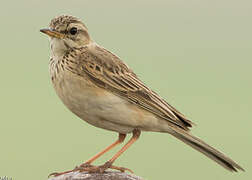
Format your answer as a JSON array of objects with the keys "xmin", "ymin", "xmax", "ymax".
[{"xmin": 40, "ymin": 28, "xmax": 64, "ymax": 39}]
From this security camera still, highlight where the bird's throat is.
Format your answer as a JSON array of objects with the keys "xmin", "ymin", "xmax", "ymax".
[{"xmin": 50, "ymin": 38, "xmax": 69, "ymax": 58}]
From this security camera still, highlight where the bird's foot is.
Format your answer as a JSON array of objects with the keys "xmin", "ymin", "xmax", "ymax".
[
  {"xmin": 48, "ymin": 161, "xmax": 133, "ymax": 177},
  {"xmin": 48, "ymin": 163, "xmax": 94, "ymax": 177},
  {"xmin": 79, "ymin": 161, "xmax": 133, "ymax": 173},
  {"xmin": 79, "ymin": 162, "xmax": 94, "ymax": 168}
]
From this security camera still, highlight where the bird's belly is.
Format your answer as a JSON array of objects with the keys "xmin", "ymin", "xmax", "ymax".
[{"xmin": 52, "ymin": 72, "xmax": 169, "ymax": 133}]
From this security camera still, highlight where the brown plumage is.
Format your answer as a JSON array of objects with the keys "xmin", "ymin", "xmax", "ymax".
[
  {"xmin": 79, "ymin": 45, "xmax": 193, "ymax": 130},
  {"xmin": 41, "ymin": 15, "xmax": 244, "ymax": 176}
]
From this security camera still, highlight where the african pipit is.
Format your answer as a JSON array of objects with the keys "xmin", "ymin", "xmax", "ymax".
[{"xmin": 40, "ymin": 15, "xmax": 244, "ymax": 176}]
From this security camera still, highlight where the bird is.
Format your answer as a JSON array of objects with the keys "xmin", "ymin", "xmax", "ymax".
[{"xmin": 40, "ymin": 15, "xmax": 244, "ymax": 176}]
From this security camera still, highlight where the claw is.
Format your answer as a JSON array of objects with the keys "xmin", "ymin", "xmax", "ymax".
[
  {"xmin": 48, "ymin": 172, "xmax": 59, "ymax": 177},
  {"xmin": 48, "ymin": 169, "xmax": 75, "ymax": 177},
  {"xmin": 110, "ymin": 165, "xmax": 134, "ymax": 173}
]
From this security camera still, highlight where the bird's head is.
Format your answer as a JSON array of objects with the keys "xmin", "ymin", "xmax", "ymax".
[{"xmin": 40, "ymin": 15, "xmax": 91, "ymax": 57}]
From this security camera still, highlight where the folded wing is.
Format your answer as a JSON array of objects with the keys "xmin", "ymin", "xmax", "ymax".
[{"xmin": 79, "ymin": 44, "xmax": 193, "ymax": 130}]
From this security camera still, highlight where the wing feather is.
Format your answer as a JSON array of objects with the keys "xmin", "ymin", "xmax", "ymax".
[{"xmin": 79, "ymin": 44, "xmax": 193, "ymax": 130}]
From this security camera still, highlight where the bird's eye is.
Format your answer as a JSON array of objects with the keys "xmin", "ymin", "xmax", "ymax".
[{"xmin": 69, "ymin": 27, "xmax": 78, "ymax": 35}]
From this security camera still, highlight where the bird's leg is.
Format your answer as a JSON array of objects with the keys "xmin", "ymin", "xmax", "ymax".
[
  {"xmin": 79, "ymin": 133, "xmax": 126, "ymax": 167},
  {"xmin": 49, "ymin": 133, "xmax": 126, "ymax": 177},
  {"xmin": 85, "ymin": 129, "xmax": 141, "ymax": 173},
  {"xmin": 108, "ymin": 129, "xmax": 141, "ymax": 164}
]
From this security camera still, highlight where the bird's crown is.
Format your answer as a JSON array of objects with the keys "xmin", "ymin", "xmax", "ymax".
[{"xmin": 49, "ymin": 15, "xmax": 87, "ymax": 32}]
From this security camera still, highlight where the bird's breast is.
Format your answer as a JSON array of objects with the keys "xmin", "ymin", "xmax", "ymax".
[
  {"xmin": 50, "ymin": 69, "xmax": 135, "ymax": 133},
  {"xmin": 50, "ymin": 67, "xmax": 169, "ymax": 133}
]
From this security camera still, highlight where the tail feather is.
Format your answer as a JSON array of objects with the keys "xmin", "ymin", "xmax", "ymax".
[{"xmin": 170, "ymin": 127, "xmax": 244, "ymax": 172}]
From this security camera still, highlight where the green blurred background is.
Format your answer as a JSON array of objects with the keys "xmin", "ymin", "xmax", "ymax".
[{"xmin": 0, "ymin": 0, "xmax": 251, "ymax": 179}]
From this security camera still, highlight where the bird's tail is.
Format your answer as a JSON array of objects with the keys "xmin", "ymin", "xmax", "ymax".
[{"xmin": 169, "ymin": 127, "xmax": 244, "ymax": 172}]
